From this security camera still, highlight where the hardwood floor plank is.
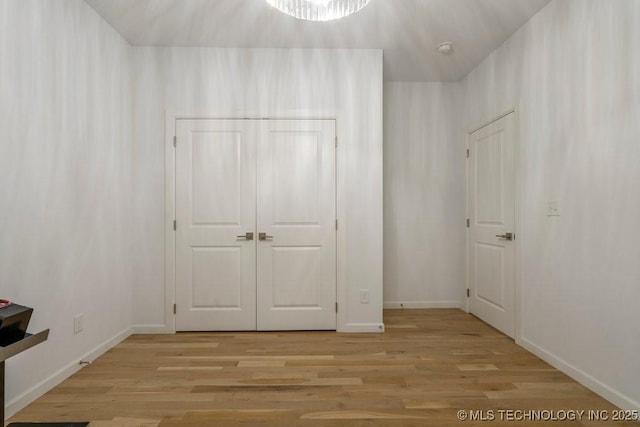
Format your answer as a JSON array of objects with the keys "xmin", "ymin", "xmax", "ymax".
[
  {"xmin": 237, "ymin": 360, "xmax": 285, "ymax": 367},
  {"xmin": 300, "ymin": 410, "xmax": 426, "ymax": 419},
  {"xmin": 156, "ymin": 367, "xmax": 223, "ymax": 371},
  {"xmin": 457, "ymin": 363, "xmax": 500, "ymax": 371},
  {"xmin": 117, "ymin": 343, "xmax": 219, "ymax": 349}
]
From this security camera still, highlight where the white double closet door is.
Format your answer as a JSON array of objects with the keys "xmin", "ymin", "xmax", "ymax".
[{"xmin": 175, "ymin": 119, "xmax": 336, "ymax": 331}]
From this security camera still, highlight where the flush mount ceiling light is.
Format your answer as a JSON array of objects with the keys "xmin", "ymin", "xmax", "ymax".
[{"xmin": 266, "ymin": 0, "xmax": 371, "ymax": 22}]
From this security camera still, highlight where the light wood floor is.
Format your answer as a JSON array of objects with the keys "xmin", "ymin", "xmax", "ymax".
[{"xmin": 7, "ymin": 310, "xmax": 637, "ymax": 426}]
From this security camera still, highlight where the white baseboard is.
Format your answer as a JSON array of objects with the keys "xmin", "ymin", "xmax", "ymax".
[
  {"xmin": 340, "ymin": 323, "xmax": 385, "ymax": 333},
  {"xmin": 517, "ymin": 337, "xmax": 640, "ymax": 411},
  {"xmin": 135, "ymin": 323, "xmax": 386, "ymax": 334},
  {"xmin": 131, "ymin": 324, "xmax": 173, "ymax": 334},
  {"xmin": 6, "ymin": 326, "xmax": 133, "ymax": 419},
  {"xmin": 383, "ymin": 301, "xmax": 463, "ymax": 309}
]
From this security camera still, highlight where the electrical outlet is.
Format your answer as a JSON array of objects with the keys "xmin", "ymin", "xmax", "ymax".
[
  {"xmin": 74, "ymin": 314, "xmax": 83, "ymax": 335},
  {"xmin": 360, "ymin": 290, "xmax": 370, "ymax": 304}
]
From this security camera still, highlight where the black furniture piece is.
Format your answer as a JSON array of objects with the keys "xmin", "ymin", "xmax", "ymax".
[
  {"xmin": 0, "ymin": 303, "xmax": 34, "ymax": 347},
  {"xmin": 0, "ymin": 328, "xmax": 49, "ymax": 421}
]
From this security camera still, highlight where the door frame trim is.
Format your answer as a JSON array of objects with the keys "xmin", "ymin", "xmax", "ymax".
[
  {"xmin": 164, "ymin": 111, "xmax": 344, "ymax": 333},
  {"xmin": 465, "ymin": 107, "xmax": 522, "ymax": 341}
]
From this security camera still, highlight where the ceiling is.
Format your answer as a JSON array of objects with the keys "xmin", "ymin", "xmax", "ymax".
[{"xmin": 85, "ymin": 0, "xmax": 551, "ymax": 81}]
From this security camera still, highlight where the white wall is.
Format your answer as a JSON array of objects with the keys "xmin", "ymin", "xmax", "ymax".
[
  {"xmin": 462, "ymin": 0, "xmax": 640, "ymax": 410},
  {"xmin": 383, "ymin": 82, "xmax": 465, "ymax": 308},
  {"xmin": 131, "ymin": 48, "xmax": 383, "ymax": 332},
  {"xmin": 0, "ymin": 0, "xmax": 133, "ymax": 417}
]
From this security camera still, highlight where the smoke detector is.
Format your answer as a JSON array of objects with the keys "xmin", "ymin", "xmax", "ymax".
[{"xmin": 437, "ymin": 42, "xmax": 454, "ymax": 55}]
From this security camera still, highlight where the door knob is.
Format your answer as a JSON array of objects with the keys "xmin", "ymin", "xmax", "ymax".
[
  {"xmin": 236, "ymin": 232, "xmax": 254, "ymax": 240},
  {"xmin": 495, "ymin": 232, "xmax": 514, "ymax": 241},
  {"xmin": 258, "ymin": 232, "xmax": 273, "ymax": 241}
]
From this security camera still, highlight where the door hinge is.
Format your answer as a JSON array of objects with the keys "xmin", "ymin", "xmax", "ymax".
[
  {"xmin": 173, "ymin": 220, "xmax": 177, "ymax": 231},
  {"xmin": 173, "ymin": 304, "xmax": 176, "ymax": 314},
  {"xmin": 173, "ymin": 135, "xmax": 177, "ymax": 147},
  {"xmin": 466, "ymin": 289, "xmax": 470, "ymax": 298},
  {"xmin": 466, "ymin": 218, "xmax": 470, "ymax": 228},
  {"xmin": 335, "ymin": 219, "xmax": 338, "ymax": 230},
  {"xmin": 466, "ymin": 149, "xmax": 469, "ymax": 158},
  {"xmin": 335, "ymin": 302, "xmax": 338, "ymax": 313},
  {"xmin": 335, "ymin": 136, "xmax": 338, "ymax": 148}
]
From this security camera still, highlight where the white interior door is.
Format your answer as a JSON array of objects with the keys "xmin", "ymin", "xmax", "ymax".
[
  {"xmin": 468, "ymin": 112, "xmax": 516, "ymax": 338},
  {"xmin": 175, "ymin": 119, "xmax": 257, "ymax": 331},
  {"xmin": 256, "ymin": 120, "xmax": 337, "ymax": 330},
  {"xmin": 175, "ymin": 118, "xmax": 336, "ymax": 331}
]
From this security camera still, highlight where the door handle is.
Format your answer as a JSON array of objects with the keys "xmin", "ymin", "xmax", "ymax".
[
  {"xmin": 496, "ymin": 232, "xmax": 514, "ymax": 241},
  {"xmin": 258, "ymin": 232, "xmax": 273, "ymax": 241},
  {"xmin": 237, "ymin": 232, "xmax": 254, "ymax": 241}
]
